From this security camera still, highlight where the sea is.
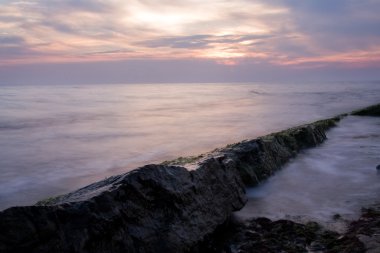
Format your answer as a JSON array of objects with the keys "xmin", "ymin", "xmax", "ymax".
[
  {"xmin": 236, "ymin": 115, "xmax": 380, "ymax": 231},
  {"xmin": 1, "ymin": 81, "xmax": 380, "ymax": 220}
]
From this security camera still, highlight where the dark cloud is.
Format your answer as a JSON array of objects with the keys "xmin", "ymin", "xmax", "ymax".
[
  {"xmin": 7, "ymin": 1, "xmax": 121, "ymax": 39},
  {"xmin": 0, "ymin": 35, "xmax": 29, "ymax": 59},
  {"xmin": 265, "ymin": 39, "xmax": 317, "ymax": 58},
  {"xmin": 0, "ymin": 35, "xmax": 55, "ymax": 60},
  {"xmin": 38, "ymin": 21, "xmax": 77, "ymax": 34},
  {"xmin": 264, "ymin": 0, "xmax": 380, "ymax": 51},
  {"xmin": 140, "ymin": 35, "xmax": 211, "ymax": 48},
  {"xmin": 214, "ymin": 34, "xmax": 275, "ymax": 44},
  {"xmin": 0, "ymin": 15, "xmax": 23, "ymax": 23},
  {"xmin": 83, "ymin": 49, "xmax": 135, "ymax": 56},
  {"xmin": 282, "ymin": 0, "xmax": 350, "ymax": 13},
  {"xmin": 0, "ymin": 35, "xmax": 25, "ymax": 45},
  {"xmin": 42, "ymin": 0, "xmax": 113, "ymax": 13},
  {"xmin": 139, "ymin": 34, "xmax": 275, "ymax": 49},
  {"xmin": 0, "ymin": 46, "xmax": 40, "ymax": 59}
]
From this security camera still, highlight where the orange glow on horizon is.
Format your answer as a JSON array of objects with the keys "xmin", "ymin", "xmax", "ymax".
[
  {"xmin": 0, "ymin": 0, "xmax": 379, "ymax": 69},
  {"xmin": 275, "ymin": 47, "xmax": 380, "ymax": 68}
]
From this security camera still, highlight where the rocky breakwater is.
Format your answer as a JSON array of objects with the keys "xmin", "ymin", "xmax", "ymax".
[
  {"xmin": 0, "ymin": 114, "xmax": 343, "ymax": 252},
  {"xmin": 164, "ymin": 116, "xmax": 339, "ymax": 187},
  {"xmin": 0, "ymin": 163, "xmax": 246, "ymax": 253},
  {"xmin": 351, "ymin": 103, "xmax": 380, "ymax": 116},
  {"xmin": 200, "ymin": 103, "xmax": 380, "ymax": 253}
]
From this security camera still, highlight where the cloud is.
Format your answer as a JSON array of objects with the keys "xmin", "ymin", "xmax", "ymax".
[
  {"xmin": 139, "ymin": 34, "xmax": 275, "ymax": 50},
  {"xmin": 140, "ymin": 35, "xmax": 211, "ymax": 49},
  {"xmin": 0, "ymin": 0, "xmax": 285, "ymax": 64},
  {"xmin": 0, "ymin": 0, "xmax": 379, "ymax": 74},
  {"xmin": 16, "ymin": 0, "xmax": 113, "ymax": 14},
  {"xmin": 265, "ymin": 0, "xmax": 380, "ymax": 52},
  {"xmin": 0, "ymin": 35, "xmax": 25, "ymax": 45},
  {"xmin": 0, "ymin": 34, "xmax": 32, "ymax": 59}
]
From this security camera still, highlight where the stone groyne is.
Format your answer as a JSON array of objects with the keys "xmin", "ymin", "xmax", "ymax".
[{"xmin": 0, "ymin": 103, "xmax": 379, "ymax": 253}]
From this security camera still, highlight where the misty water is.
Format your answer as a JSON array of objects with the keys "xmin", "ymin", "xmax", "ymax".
[
  {"xmin": 236, "ymin": 115, "xmax": 380, "ymax": 231},
  {"xmin": 0, "ymin": 82, "xmax": 379, "ymax": 211}
]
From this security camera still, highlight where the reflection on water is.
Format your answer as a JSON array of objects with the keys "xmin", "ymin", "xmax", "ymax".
[
  {"xmin": 236, "ymin": 116, "xmax": 380, "ymax": 231},
  {"xmin": 0, "ymin": 82, "xmax": 380, "ymax": 210}
]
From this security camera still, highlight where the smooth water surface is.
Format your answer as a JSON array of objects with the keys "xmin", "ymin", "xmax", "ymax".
[
  {"xmin": 237, "ymin": 116, "xmax": 380, "ymax": 231},
  {"xmin": 0, "ymin": 82, "xmax": 379, "ymax": 209}
]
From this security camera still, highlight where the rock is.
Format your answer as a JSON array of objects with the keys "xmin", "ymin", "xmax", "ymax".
[
  {"xmin": 0, "ymin": 116, "xmax": 341, "ymax": 252},
  {"xmin": 376, "ymin": 164, "xmax": 380, "ymax": 170},
  {"xmin": 213, "ymin": 117, "xmax": 340, "ymax": 186},
  {"xmin": 0, "ymin": 162, "xmax": 246, "ymax": 253},
  {"xmin": 201, "ymin": 204, "xmax": 380, "ymax": 253},
  {"xmin": 357, "ymin": 235, "xmax": 380, "ymax": 253},
  {"xmin": 351, "ymin": 103, "xmax": 380, "ymax": 116},
  {"xmin": 197, "ymin": 217, "xmax": 366, "ymax": 253},
  {"xmin": 347, "ymin": 205, "xmax": 380, "ymax": 252}
]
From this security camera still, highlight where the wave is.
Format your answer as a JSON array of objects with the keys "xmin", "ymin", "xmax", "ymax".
[{"xmin": 0, "ymin": 113, "xmax": 112, "ymax": 131}]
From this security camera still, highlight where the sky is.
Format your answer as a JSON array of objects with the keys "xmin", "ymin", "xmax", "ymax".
[{"xmin": 0, "ymin": 0, "xmax": 380, "ymax": 84}]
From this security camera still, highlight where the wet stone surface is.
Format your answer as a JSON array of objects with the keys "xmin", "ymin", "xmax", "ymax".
[{"xmin": 198, "ymin": 204, "xmax": 380, "ymax": 253}]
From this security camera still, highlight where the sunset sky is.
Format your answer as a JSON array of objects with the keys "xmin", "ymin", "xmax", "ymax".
[{"xmin": 1, "ymin": 0, "xmax": 380, "ymax": 84}]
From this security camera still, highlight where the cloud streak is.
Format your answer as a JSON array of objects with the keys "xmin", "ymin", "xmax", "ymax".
[{"xmin": 0, "ymin": 0, "xmax": 379, "ymax": 76}]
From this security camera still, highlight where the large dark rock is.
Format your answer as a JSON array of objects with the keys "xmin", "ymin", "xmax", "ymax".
[
  {"xmin": 351, "ymin": 103, "xmax": 380, "ymax": 116},
  {"xmin": 0, "ymin": 162, "xmax": 246, "ymax": 253},
  {"xmin": 0, "ymin": 116, "xmax": 340, "ymax": 253}
]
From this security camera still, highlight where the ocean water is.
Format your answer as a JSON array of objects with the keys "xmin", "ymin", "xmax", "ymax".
[
  {"xmin": 0, "ymin": 81, "xmax": 379, "ymax": 210},
  {"xmin": 236, "ymin": 115, "xmax": 380, "ymax": 231}
]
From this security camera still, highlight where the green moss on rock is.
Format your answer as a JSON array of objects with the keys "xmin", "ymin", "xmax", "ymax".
[
  {"xmin": 161, "ymin": 154, "xmax": 204, "ymax": 166},
  {"xmin": 35, "ymin": 195, "xmax": 62, "ymax": 206}
]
